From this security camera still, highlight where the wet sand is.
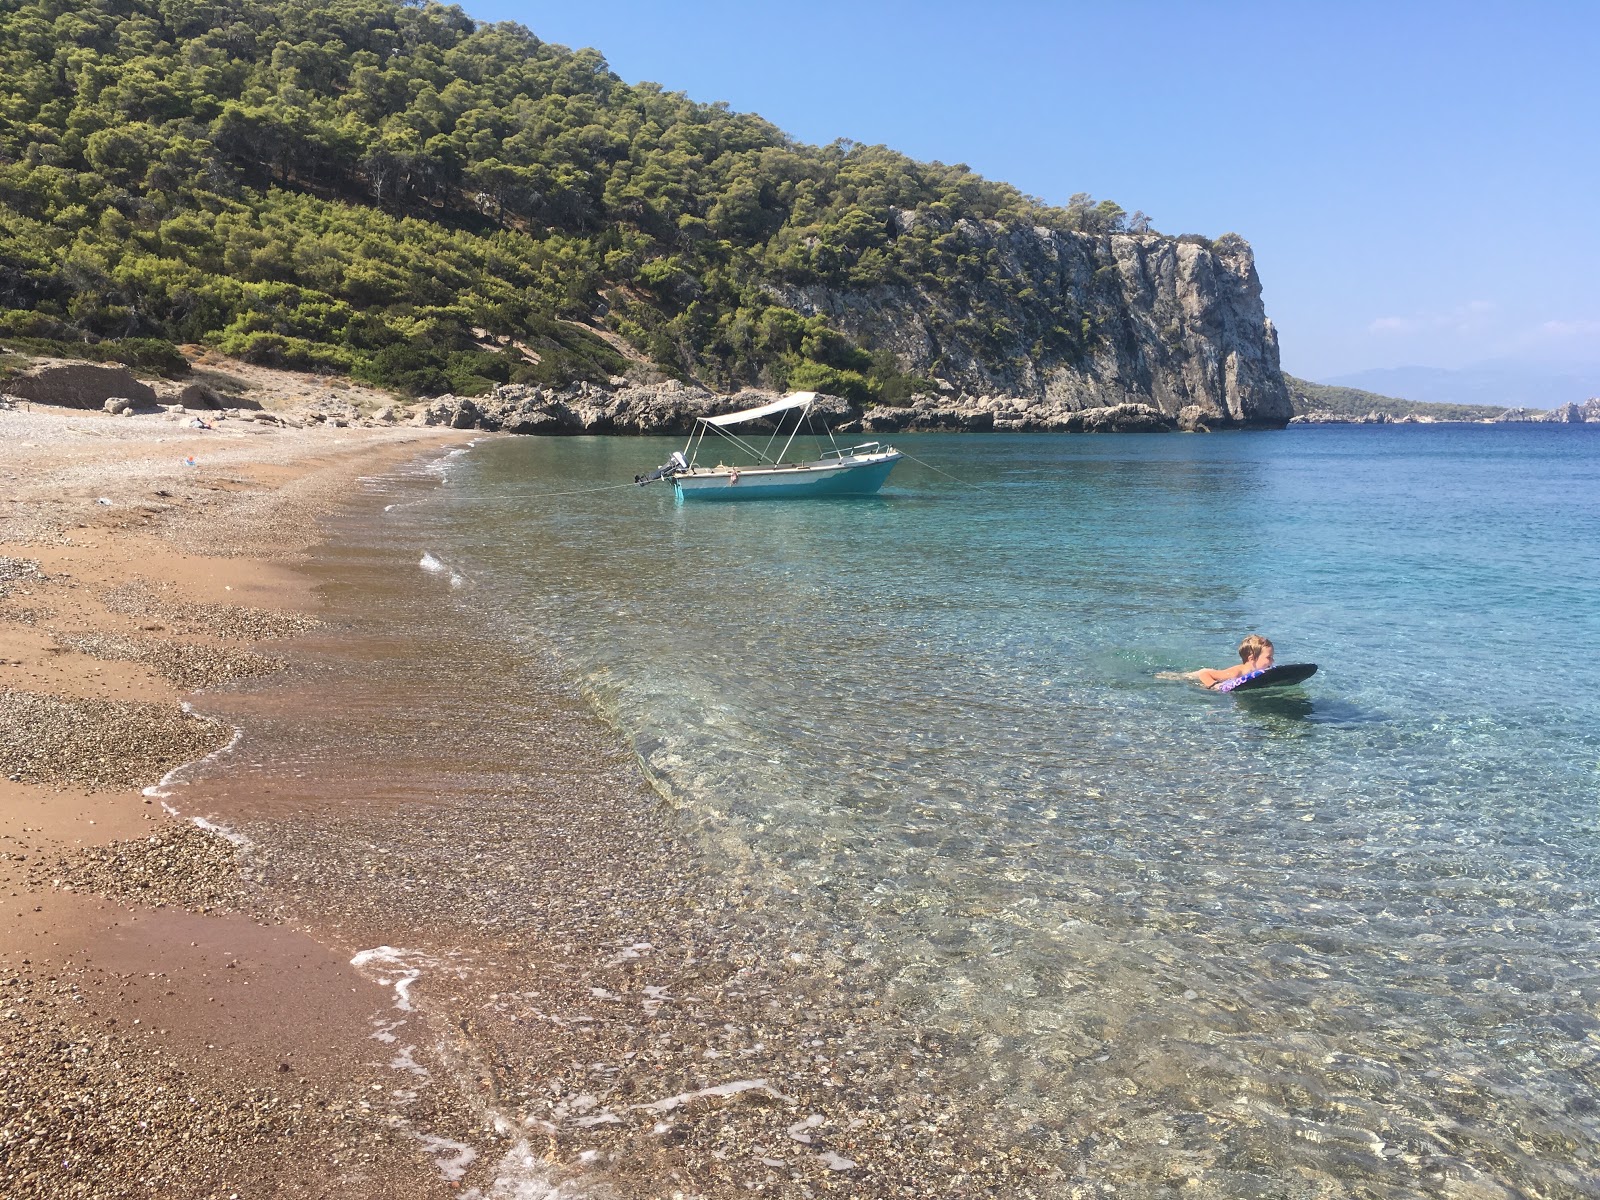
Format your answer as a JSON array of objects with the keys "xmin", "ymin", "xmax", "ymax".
[
  {"xmin": 2, "ymin": 404, "xmax": 1056, "ymax": 1197},
  {"xmin": 1, "ymin": 405, "xmax": 479, "ymax": 1197}
]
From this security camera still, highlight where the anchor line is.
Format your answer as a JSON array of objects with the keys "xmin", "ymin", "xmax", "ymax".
[
  {"xmin": 896, "ymin": 450, "xmax": 978, "ymax": 488},
  {"xmin": 525, "ymin": 481, "xmax": 647, "ymax": 499}
]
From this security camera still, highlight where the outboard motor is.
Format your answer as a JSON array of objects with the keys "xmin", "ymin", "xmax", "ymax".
[{"xmin": 635, "ymin": 451, "xmax": 689, "ymax": 486}]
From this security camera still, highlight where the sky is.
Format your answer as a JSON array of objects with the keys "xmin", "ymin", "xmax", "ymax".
[{"xmin": 466, "ymin": 1, "xmax": 1599, "ymax": 382}]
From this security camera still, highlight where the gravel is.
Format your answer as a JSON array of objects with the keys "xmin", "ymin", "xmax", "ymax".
[
  {"xmin": 0, "ymin": 690, "xmax": 231, "ymax": 790},
  {"xmin": 0, "ymin": 970, "xmax": 450, "ymax": 1200},
  {"xmin": 36, "ymin": 823, "xmax": 250, "ymax": 914},
  {"xmin": 0, "ymin": 556, "xmax": 48, "ymax": 599},
  {"xmin": 53, "ymin": 632, "xmax": 287, "ymax": 692},
  {"xmin": 100, "ymin": 581, "xmax": 317, "ymax": 642}
]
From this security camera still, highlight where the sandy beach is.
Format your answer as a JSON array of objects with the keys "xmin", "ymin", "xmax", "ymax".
[
  {"xmin": 2, "ymin": 398, "xmax": 1051, "ymax": 1199},
  {"xmin": 1, "ymin": 401, "xmax": 482, "ymax": 1197}
]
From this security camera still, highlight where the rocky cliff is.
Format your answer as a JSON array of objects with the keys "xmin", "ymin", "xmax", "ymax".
[
  {"xmin": 417, "ymin": 227, "xmax": 1293, "ymax": 436},
  {"xmin": 769, "ymin": 223, "xmax": 1292, "ymax": 430}
]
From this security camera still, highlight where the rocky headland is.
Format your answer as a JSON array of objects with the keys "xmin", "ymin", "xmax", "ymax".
[
  {"xmin": 415, "ymin": 229, "xmax": 1293, "ymax": 436},
  {"xmin": 772, "ymin": 227, "xmax": 1292, "ymax": 428},
  {"xmin": 1494, "ymin": 398, "xmax": 1600, "ymax": 423}
]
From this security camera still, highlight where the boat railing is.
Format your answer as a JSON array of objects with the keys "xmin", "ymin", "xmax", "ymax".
[{"xmin": 820, "ymin": 441, "xmax": 882, "ymax": 460}]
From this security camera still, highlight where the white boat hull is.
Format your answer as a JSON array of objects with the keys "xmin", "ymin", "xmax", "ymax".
[{"xmin": 671, "ymin": 451, "xmax": 901, "ymax": 501}]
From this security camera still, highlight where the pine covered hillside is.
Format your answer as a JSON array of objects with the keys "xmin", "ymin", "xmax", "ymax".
[{"xmin": 0, "ymin": 0, "xmax": 1287, "ymax": 428}]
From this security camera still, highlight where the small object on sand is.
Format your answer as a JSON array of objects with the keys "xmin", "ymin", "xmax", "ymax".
[
  {"xmin": 96, "ymin": 497, "xmax": 112, "ymax": 505},
  {"xmin": 184, "ymin": 456, "xmax": 197, "ymax": 467}
]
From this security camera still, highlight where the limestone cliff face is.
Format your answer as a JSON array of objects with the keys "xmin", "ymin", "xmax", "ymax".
[
  {"xmin": 767, "ymin": 221, "xmax": 1292, "ymax": 430},
  {"xmin": 415, "ymin": 224, "xmax": 1296, "ymax": 436}
]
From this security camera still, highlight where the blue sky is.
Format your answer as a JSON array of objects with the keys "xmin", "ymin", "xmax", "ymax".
[{"xmin": 468, "ymin": 1, "xmax": 1598, "ymax": 382}]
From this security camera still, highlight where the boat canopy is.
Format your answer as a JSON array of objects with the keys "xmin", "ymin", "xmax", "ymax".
[{"xmin": 700, "ymin": 392, "xmax": 815, "ymax": 427}]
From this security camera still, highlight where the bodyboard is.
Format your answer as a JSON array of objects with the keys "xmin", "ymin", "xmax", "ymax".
[{"xmin": 1227, "ymin": 663, "xmax": 1317, "ymax": 692}]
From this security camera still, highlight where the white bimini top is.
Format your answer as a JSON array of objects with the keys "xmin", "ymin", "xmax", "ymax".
[{"xmin": 699, "ymin": 392, "xmax": 816, "ymax": 427}]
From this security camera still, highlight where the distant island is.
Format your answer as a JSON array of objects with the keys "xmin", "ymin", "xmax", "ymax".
[{"xmin": 1286, "ymin": 376, "xmax": 1600, "ymax": 425}]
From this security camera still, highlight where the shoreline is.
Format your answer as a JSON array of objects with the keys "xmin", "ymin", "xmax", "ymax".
[
  {"xmin": 1, "ymin": 406, "xmax": 482, "ymax": 1197},
  {"xmin": 2, "ymin": 405, "xmax": 1053, "ymax": 1197}
]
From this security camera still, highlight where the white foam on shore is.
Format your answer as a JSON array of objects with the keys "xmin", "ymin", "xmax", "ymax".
[
  {"xmin": 351, "ymin": 945, "xmax": 432, "ymax": 1012},
  {"xmin": 412, "ymin": 1132, "xmax": 478, "ymax": 1182},
  {"xmin": 390, "ymin": 1044, "xmax": 431, "ymax": 1076},
  {"xmin": 418, "ymin": 551, "xmax": 466, "ymax": 589},
  {"xmin": 459, "ymin": 1138, "xmax": 590, "ymax": 1200},
  {"xmin": 143, "ymin": 704, "xmax": 253, "ymax": 848},
  {"xmin": 634, "ymin": 1078, "xmax": 794, "ymax": 1114}
]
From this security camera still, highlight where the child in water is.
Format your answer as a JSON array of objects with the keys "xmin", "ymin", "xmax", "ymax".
[{"xmin": 1183, "ymin": 635, "xmax": 1275, "ymax": 691}]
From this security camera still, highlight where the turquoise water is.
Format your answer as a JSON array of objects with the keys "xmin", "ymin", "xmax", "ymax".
[{"xmin": 414, "ymin": 425, "xmax": 1600, "ymax": 1196}]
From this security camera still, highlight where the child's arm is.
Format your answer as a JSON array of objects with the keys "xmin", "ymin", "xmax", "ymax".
[{"xmin": 1194, "ymin": 664, "xmax": 1244, "ymax": 689}]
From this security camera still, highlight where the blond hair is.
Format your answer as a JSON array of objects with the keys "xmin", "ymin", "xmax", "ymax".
[{"xmin": 1238, "ymin": 635, "xmax": 1273, "ymax": 664}]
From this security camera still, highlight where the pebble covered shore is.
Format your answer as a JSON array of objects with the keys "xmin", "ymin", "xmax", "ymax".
[
  {"xmin": 1, "ymin": 403, "xmax": 1062, "ymax": 1197},
  {"xmin": 2, "ymin": 404, "xmax": 477, "ymax": 1198},
  {"xmin": 0, "ymin": 690, "xmax": 231, "ymax": 791}
]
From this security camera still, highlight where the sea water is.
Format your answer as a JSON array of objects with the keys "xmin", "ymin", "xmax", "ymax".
[{"xmin": 318, "ymin": 426, "xmax": 1600, "ymax": 1194}]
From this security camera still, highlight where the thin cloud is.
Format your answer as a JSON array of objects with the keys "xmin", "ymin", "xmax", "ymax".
[
  {"xmin": 1536, "ymin": 318, "xmax": 1600, "ymax": 339},
  {"xmin": 1368, "ymin": 301, "xmax": 1496, "ymax": 337}
]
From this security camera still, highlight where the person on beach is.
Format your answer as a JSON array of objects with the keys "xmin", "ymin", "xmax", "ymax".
[{"xmin": 1182, "ymin": 634, "xmax": 1275, "ymax": 691}]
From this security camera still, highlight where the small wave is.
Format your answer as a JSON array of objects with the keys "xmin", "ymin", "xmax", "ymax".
[
  {"xmin": 351, "ymin": 945, "xmax": 432, "ymax": 1012},
  {"xmin": 418, "ymin": 552, "xmax": 467, "ymax": 588},
  {"xmin": 142, "ymin": 705, "xmax": 253, "ymax": 848},
  {"xmin": 467, "ymin": 1139, "xmax": 588, "ymax": 1200}
]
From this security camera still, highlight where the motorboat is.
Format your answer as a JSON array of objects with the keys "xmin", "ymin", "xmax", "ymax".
[{"xmin": 636, "ymin": 392, "xmax": 902, "ymax": 501}]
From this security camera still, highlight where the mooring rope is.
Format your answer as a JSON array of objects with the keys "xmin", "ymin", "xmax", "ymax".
[
  {"xmin": 895, "ymin": 449, "xmax": 978, "ymax": 488},
  {"xmin": 525, "ymin": 480, "xmax": 652, "ymax": 499}
]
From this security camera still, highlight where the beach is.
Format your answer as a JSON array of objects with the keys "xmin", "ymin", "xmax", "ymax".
[
  {"xmin": 0, "ymin": 403, "xmax": 491, "ymax": 1196},
  {"xmin": 1, "ymin": 404, "xmax": 1048, "ymax": 1199},
  {"xmin": 9, "ymin": 402, "xmax": 1598, "ymax": 1198}
]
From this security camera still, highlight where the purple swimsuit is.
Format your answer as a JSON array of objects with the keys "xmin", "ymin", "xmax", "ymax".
[{"xmin": 1213, "ymin": 669, "xmax": 1267, "ymax": 693}]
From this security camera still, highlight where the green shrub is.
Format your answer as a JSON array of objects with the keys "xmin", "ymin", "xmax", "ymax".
[{"xmin": 213, "ymin": 331, "xmax": 353, "ymax": 372}]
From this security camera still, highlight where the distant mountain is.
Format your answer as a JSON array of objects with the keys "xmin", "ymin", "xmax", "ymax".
[
  {"xmin": 1324, "ymin": 365, "xmax": 1600, "ymax": 410},
  {"xmin": 1284, "ymin": 375, "xmax": 1506, "ymax": 422}
]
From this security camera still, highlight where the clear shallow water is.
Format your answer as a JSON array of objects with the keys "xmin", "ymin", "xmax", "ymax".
[{"xmin": 411, "ymin": 425, "xmax": 1600, "ymax": 1197}]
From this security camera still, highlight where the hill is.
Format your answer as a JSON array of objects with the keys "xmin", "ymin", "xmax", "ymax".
[
  {"xmin": 1284, "ymin": 375, "xmax": 1507, "ymax": 422},
  {"xmin": 1326, "ymin": 364, "xmax": 1600, "ymax": 411},
  {"xmin": 0, "ymin": 0, "xmax": 1289, "ymax": 426}
]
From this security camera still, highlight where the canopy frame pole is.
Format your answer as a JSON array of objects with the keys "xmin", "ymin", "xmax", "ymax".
[{"xmin": 772, "ymin": 399, "xmax": 812, "ymax": 465}]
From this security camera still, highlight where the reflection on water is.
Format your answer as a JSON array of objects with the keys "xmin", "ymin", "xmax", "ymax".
[
  {"xmin": 412, "ymin": 426, "xmax": 1600, "ymax": 1197},
  {"xmin": 1229, "ymin": 689, "xmax": 1386, "ymax": 726}
]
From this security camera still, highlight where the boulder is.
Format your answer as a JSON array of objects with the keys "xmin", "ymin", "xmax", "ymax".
[
  {"xmin": 8, "ymin": 360, "xmax": 158, "ymax": 409},
  {"xmin": 178, "ymin": 382, "xmax": 226, "ymax": 410}
]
